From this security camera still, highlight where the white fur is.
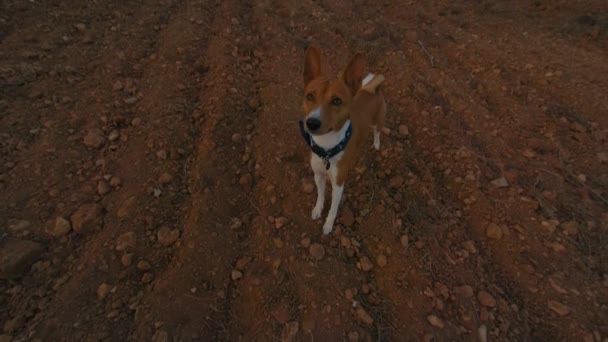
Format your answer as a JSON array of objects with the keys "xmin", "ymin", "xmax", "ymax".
[
  {"xmin": 362, "ymin": 73, "xmax": 375, "ymax": 87},
  {"xmin": 309, "ymin": 74, "xmax": 378, "ymax": 234}
]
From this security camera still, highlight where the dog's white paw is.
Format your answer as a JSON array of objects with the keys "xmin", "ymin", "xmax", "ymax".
[
  {"xmin": 373, "ymin": 140, "xmax": 380, "ymax": 151},
  {"xmin": 311, "ymin": 205, "xmax": 323, "ymax": 220},
  {"xmin": 322, "ymin": 220, "xmax": 334, "ymax": 235}
]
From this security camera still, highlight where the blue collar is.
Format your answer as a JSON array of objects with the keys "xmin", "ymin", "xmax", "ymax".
[{"xmin": 299, "ymin": 120, "xmax": 352, "ymax": 170}]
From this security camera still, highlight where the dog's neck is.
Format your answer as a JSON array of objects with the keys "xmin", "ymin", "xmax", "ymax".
[{"xmin": 310, "ymin": 120, "xmax": 351, "ymax": 150}]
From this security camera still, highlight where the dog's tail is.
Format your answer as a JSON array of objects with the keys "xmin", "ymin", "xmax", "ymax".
[{"xmin": 360, "ymin": 73, "xmax": 385, "ymax": 94}]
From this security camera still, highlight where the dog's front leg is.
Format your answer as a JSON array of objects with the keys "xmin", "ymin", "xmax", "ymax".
[
  {"xmin": 323, "ymin": 175, "xmax": 344, "ymax": 235},
  {"xmin": 311, "ymin": 171, "xmax": 326, "ymax": 219}
]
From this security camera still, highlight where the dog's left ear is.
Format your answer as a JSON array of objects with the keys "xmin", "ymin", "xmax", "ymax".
[{"xmin": 342, "ymin": 52, "xmax": 367, "ymax": 94}]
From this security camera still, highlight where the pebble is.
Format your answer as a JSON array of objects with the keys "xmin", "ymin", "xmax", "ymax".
[
  {"xmin": 491, "ymin": 177, "xmax": 509, "ymax": 188},
  {"xmin": 400, "ymin": 235, "xmax": 409, "ymax": 248},
  {"xmin": 121, "ymin": 253, "xmax": 134, "ymax": 267},
  {"xmin": 427, "ymin": 315, "xmax": 445, "ymax": 328},
  {"xmin": 340, "ymin": 236, "xmax": 351, "ymax": 248},
  {"xmin": 302, "ymin": 181, "xmax": 314, "ymax": 194},
  {"xmin": 355, "ymin": 306, "xmax": 374, "ymax": 325},
  {"xmin": 97, "ymin": 283, "xmax": 111, "ymax": 300},
  {"xmin": 274, "ymin": 217, "xmax": 287, "ymax": 229},
  {"xmin": 548, "ymin": 300, "xmax": 571, "ymax": 316},
  {"xmin": 83, "ymin": 129, "xmax": 105, "ymax": 148},
  {"xmin": 376, "ymin": 254, "xmax": 387, "ymax": 267},
  {"xmin": 108, "ymin": 129, "xmax": 120, "ymax": 142},
  {"xmin": 300, "ymin": 238, "xmax": 311, "ymax": 248},
  {"xmin": 97, "ymin": 180, "xmax": 110, "ymax": 195},
  {"xmin": 239, "ymin": 174, "xmax": 252, "ymax": 187},
  {"xmin": 0, "ymin": 239, "xmax": 44, "ymax": 279},
  {"xmin": 309, "ymin": 243, "xmax": 325, "ymax": 260},
  {"xmin": 158, "ymin": 173, "xmax": 173, "ymax": 185},
  {"xmin": 359, "ymin": 256, "xmax": 374, "ymax": 272},
  {"xmin": 280, "ymin": 321, "xmax": 299, "ymax": 342},
  {"xmin": 478, "ymin": 291, "xmax": 497, "ymax": 307},
  {"xmin": 598, "ymin": 152, "xmax": 608, "ymax": 163},
  {"xmin": 231, "ymin": 270, "xmax": 243, "ymax": 281},
  {"xmin": 157, "ymin": 227, "xmax": 179, "ymax": 246},
  {"xmin": 478, "ymin": 325, "xmax": 488, "ymax": 342},
  {"xmin": 341, "ymin": 207, "xmax": 355, "ymax": 227},
  {"xmin": 561, "ymin": 221, "xmax": 578, "ymax": 236},
  {"xmin": 112, "ymin": 80, "xmax": 123, "ymax": 91},
  {"xmin": 231, "ymin": 133, "xmax": 242, "ymax": 143},
  {"xmin": 486, "ymin": 223, "xmax": 503, "ymax": 240},
  {"xmin": 454, "ymin": 285, "xmax": 474, "ymax": 298},
  {"xmin": 389, "ymin": 175, "xmax": 404, "ymax": 189},
  {"xmin": 47, "ymin": 216, "xmax": 71, "ymax": 237},
  {"xmin": 398, "ymin": 125, "xmax": 409, "ymax": 136},
  {"xmin": 71, "ymin": 203, "xmax": 103, "ymax": 233},
  {"xmin": 110, "ymin": 176, "xmax": 122, "ymax": 187},
  {"xmin": 116, "ymin": 232, "xmax": 137, "ymax": 252},
  {"xmin": 141, "ymin": 273, "xmax": 154, "ymax": 283}
]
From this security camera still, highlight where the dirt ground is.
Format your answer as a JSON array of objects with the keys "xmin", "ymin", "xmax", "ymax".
[{"xmin": 1, "ymin": 0, "xmax": 607, "ymax": 341}]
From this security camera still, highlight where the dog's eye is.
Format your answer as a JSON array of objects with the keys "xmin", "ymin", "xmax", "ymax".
[
  {"xmin": 331, "ymin": 97, "xmax": 342, "ymax": 106},
  {"xmin": 306, "ymin": 93, "xmax": 315, "ymax": 101}
]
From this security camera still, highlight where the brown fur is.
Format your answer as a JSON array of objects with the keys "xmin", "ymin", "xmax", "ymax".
[{"xmin": 302, "ymin": 46, "xmax": 386, "ymax": 186}]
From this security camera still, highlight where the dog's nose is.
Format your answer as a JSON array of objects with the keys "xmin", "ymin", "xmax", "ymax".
[{"xmin": 306, "ymin": 118, "xmax": 321, "ymax": 131}]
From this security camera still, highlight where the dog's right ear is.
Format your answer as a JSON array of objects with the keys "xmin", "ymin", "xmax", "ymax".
[{"xmin": 303, "ymin": 46, "xmax": 323, "ymax": 85}]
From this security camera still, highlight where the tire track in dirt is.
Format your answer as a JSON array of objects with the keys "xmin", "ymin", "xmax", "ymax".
[
  {"xmin": 2, "ymin": 1, "xmax": 197, "ymax": 340},
  {"xmin": 133, "ymin": 0, "xmax": 260, "ymax": 340}
]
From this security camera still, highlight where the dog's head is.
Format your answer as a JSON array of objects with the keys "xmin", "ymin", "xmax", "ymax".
[{"xmin": 302, "ymin": 46, "xmax": 367, "ymax": 135}]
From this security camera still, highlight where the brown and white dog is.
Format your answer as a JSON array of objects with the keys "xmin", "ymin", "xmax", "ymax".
[{"xmin": 300, "ymin": 46, "xmax": 386, "ymax": 234}]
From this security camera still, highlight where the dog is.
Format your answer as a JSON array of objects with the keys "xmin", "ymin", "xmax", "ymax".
[{"xmin": 299, "ymin": 46, "xmax": 386, "ymax": 234}]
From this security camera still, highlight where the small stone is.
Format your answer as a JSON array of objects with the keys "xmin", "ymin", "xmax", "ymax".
[
  {"xmin": 427, "ymin": 315, "xmax": 445, "ymax": 328},
  {"xmin": 478, "ymin": 325, "xmax": 488, "ymax": 342},
  {"xmin": 157, "ymin": 227, "xmax": 179, "ymax": 246},
  {"xmin": 112, "ymin": 80, "xmax": 123, "ymax": 91},
  {"xmin": 97, "ymin": 180, "xmax": 110, "ymax": 195},
  {"xmin": 302, "ymin": 181, "xmax": 314, "ymax": 194},
  {"xmin": 110, "ymin": 176, "xmax": 122, "ymax": 187},
  {"xmin": 347, "ymin": 331, "xmax": 360, "ymax": 342},
  {"xmin": 400, "ymin": 235, "xmax": 409, "ymax": 248},
  {"xmin": 478, "ymin": 291, "xmax": 496, "ymax": 307},
  {"xmin": 398, "ymin": 125, "xmax": 409, "ymax": 136},
  {"xmin": 486, "ymin": 223, "xmax": 503, "ymax": 240},
  {"xmin": 108, "ymin": 129, "xmax": 120, "ymax": 142},
  {"xmin": 141, "ymin": 273, "xmax": 154, "ymax": 283},
  {"xmin": 239, "ymin": 174, "xmax": 252, "ymax": 187},
  {"xmin": 158, "ymin": 173, "xmax": 173, "ymax": 184},
  {"xmin": 491, "ymin": 177, "xmax": 509, "ymax": 188},
  {"xmin": 275, "ymin": 217, "xmax": 287, "ymax": 229},
  {"xmin": 280, "ymin": 321, "xmax": 299, "ymax": 342},
  {"xmin": 300, "ymin": 238, "xmax": 311, "ymax": 248},
  {"xmin": 359, "ymin": 256, "xmax": 374, "ymax": 272},
  {"xmin": 562, "ymin": 221, "xmax": 578, "ymax": 236},
  {"xmin": 309, "ymin": 243, "xmax": 325, "ymax": 260},
  {"xmin": 389, "ymin": 175, "xmax": 404, "ymax": 189},
  {"xmin": 341, "ymin": 207, "xmax": 355, "ymax": 227},
  {"xmin": 47, "ymin": 216, "xmax": 71, "ymax": 237},
  {"xmin": 355, "ymin": 306, "xmax": 374, "ymax": 325},
  {"xmin": 548, "ymin": 300, "xmax": 571, "ymax": 316},
  {"xmin": 116, "ymin": 232, "xmax": 136, "ymax": 252},
  {"xmin": 75, "ymin": 23, "xmax": 87, "ymax": 31},
  {"xmin": 131, "ymin": 117, "xmax": 142, "ymax": 126},
  {"xmin": 231, "ymin": 270, "xmax": 243, "ymax": 281},
  {"xmin": 124, "ymin": 97, "xmax": 138, "ymax": 105},
  {"xmin": 121, "ymin": 253, "xmax": 134, "ymax": 267},
  {"xmin": 598, "ymin": 152, "xmax": 608, "ymax": 163},
  {"xmin": 340, "ymin": 236, "xmax": 351, "ymax": 248},
  {"xmin": 454, "ymin": 285, "xmax": 474, "ymax": 298},
  {"xmin": 231, "ymin": 133, "xmax": 242, "ymax": 143},
  {"xmin": 83, "ymin": 129, "xmax": 105, "ymax": 148},
  {"xmin": 71, "ymin": 203, "xmax": 103, "ymax": 234},
  {"xmin": 522, "ymin": 149, "xmax": 536, "ymax": 158},
  {"xmin": 0, "ymin": 239, "xmax": 44, "ymax": 279},
  {"xmin": 97, "ymin": 283, "xmax": 111, "ymax": 300},
  {"xmin": 376, "ymin": 254, "xmax": 387, "ymax": 268},
  {"xmin": 156, "ymin": 150, "xmax": 167, "ymax": 160}
]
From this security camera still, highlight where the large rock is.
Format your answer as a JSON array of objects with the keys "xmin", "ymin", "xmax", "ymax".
[{"xmin": 0, "ymin": 238, "xmax": 44, "ymax": 279}]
